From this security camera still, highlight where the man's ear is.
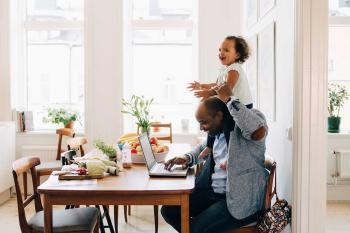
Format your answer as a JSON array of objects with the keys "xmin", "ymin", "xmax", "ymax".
[{"xmin": 216, "ymin": 111, "xmax": 223, "ymax": 121}]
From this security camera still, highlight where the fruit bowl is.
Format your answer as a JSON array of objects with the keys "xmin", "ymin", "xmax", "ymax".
[
  {"xmin": 131, "ymin": 151, "xmax": 168, "ymax": 164},
  {"xmin": 118, "ymin": 136, "xmax": 169, "ymax": 164}
]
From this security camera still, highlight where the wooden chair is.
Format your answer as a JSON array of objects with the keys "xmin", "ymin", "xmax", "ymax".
[
  {"xmin": 67, "ymin": 137, "xmax": 87, "ymax": 156},
  {"xmin": 36, "ymin": 128, "xmax": 75, "ymax": 185},
  {"xmin": 137, "ymin": 122, "xmax": 173, "ymax": 143},
  {"xmin": 22, "ymin": 128, "xmax": 75, "ymax": 199},
  {"xmin": 225, "ymin": 157, "xmax": 276, "ymax": 233},
  {"xmin": 12, "ymin": 156, "xmax": 99, "ymax": 233}
]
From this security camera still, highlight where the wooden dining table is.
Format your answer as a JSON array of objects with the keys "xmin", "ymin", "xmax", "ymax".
[{"xmin": 38, "ymin": 143, "xmax": 195, "ymax": 233}]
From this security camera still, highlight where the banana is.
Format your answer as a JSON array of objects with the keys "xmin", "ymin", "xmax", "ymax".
[
  {"xmin": 118, "ymin": 133, "xmax": 139, "ymax": 144},
  {"xmin": 119, "ymin": 133, "xmax": 138, "ymax": 140}
]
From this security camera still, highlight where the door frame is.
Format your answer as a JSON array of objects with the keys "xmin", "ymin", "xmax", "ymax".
[{"xmin": 293, "ymin": 0, "xmax": 328, "ymax": 232}]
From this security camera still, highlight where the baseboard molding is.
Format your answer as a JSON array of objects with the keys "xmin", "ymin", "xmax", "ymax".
[
  {"xmin": 328, "ymin": 184, "xmax": 350, "ymax": 200},
  {"xmin": 0, "ymin": 188, "xmax": 12, "ymax": 205}
]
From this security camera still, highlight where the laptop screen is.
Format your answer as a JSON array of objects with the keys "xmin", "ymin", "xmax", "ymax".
[{"xmin": 138, "ymin": 133, "xmax": 156, "ymax": 170}]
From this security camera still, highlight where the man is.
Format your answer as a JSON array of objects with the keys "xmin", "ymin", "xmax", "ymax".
[{"xmin": 161, "ymin": 84, "xmax": 268, "ymax": 233}]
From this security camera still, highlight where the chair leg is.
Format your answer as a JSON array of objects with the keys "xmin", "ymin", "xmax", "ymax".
[
  {"xmin": 128, "ymin": 205, "xmax": 131, "ymax": 215},
  {"xmin": 93, "ymin": 217, "xmax": 99, "ymax": 233},
  {"xmin": 114, "ymin": 205, "xmax": 119, "ymax": 233},
  {"xmin": 103, "ymin": 205, "xmax": 115, "ymax": 233},
  {"xmin": 96, "ymin": 205, "xmax": 105, "ymax": 233},
  {"xmin": 154, "ymin": 205, "xmax": 159, "ymax": 233},
  {"xmin": 123, "ymin": 205, "xmax": 128, "ymax": 223},
  {"xmin": 23, "ymin": 172, "xmax": 27, "ymax": 199}
]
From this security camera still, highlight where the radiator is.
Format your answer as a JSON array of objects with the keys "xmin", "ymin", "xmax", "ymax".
[
  {"xmin": 21, "ymin": 146, "xmax": 57, "ymax": 162},
  {"xmin": 0, "ymin": 122, "xmax": 15, "ymax": 193},
  {"xmin": 336, "ymin": 150, "xmax": 350, "ymax": 179}
]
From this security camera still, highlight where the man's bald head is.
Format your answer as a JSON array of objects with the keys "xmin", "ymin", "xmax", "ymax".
[{"xmin": 195, "ymin": 97, "xmax": 230, "ymax": 135}]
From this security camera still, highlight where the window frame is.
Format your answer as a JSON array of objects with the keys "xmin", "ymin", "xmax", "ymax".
[
  {"xmin": 14, "ymin": 0, "xmax": 85, "ymax": 131},
  {"xmin": 123, "ymin": 0, "xmax": 199, "ymax": 134},
  {"xmin": 329, "ymin": 11, "xmax": 350, "ymax": 130}
]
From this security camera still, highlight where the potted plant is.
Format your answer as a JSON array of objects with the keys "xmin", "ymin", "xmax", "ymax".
[
  {"xmin": 43, "ymin": 107, "xmax": 80, "ymax": 129},
  {"xmin": 121, "ymin": 95, "xmax": 154, "ymax": 134},
  {"xmin": 328, "ymin": 83, "xmax": 349, "ymax": 133},
  {"xmin": 93, "ymin": 139, "xmax": 117, "ymax": 160}
]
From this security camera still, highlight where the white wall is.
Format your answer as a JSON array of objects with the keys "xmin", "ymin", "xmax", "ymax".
[
  {"xmin": 198, "ymin": 0, "xmax": 243, "ymax": 84},
  {"xmin": 84, "ymin": 0, "xmax": 124, "ymax": 146},
  {"xmin": 243, "ymin": 1, "xmax": 294, "ymax": 231},
  {"xmin": 0, "ymin": 0, "xmax": 12, "ymax": 121}
]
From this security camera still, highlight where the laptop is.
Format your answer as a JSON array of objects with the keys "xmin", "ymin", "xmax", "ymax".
[{"xmin": 138, "ymin": 133, "xmax": 188, "ymax": 177}]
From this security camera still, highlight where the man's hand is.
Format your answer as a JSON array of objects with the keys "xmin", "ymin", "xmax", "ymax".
[
  {"xmin": 214, "ymin": 82, "xmax": 233, "ymax": 102},
  {"xmin": 164, "ymin": 155, "xmax": 189, "ymax": 171},
  {"xmin": 187, "ymin": 81, "xmax": 201, "ymax": 91}
]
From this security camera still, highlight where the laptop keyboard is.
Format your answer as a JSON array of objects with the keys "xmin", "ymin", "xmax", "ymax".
[{"xmin": 153, "ymin": 163, "xmax": 171, "ymax": 173}]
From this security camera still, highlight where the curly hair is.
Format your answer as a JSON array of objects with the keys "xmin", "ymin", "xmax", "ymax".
[{"xmin": 225, "ymin": 36, "xmax": 250, "ymax": 63}]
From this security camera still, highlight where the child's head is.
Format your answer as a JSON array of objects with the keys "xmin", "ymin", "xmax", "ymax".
[{"xmin": 219, "ymin": 36, "xmax": 250, "ymax": 65}]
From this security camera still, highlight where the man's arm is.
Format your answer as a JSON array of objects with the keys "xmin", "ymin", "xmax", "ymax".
[
  {"xmin": 215, "ymin": 83, "xmax": 267, "ymax": 141},
  {"xmin": 164, "ymin": 141, "xmax": 206, "ymax": 170},
  {"xmin": 184, "ymin": 141, "xmax": 207, "ymax": 166},
  {"xmin": 228, "ymin": 100, "xmax": 267, "ymax": 141}
]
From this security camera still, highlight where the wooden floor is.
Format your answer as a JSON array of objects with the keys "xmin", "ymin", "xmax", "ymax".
[
  {"xmin": 0, "ymin": 197, "xmax": 177, "ymax": 233},
  {"xmin": 327, "ymin": 201, "xmax": 350, "ymax": 233},
  {"xmin": 1, "ymin": 197, "xmax": 350, "ymax": 233}
]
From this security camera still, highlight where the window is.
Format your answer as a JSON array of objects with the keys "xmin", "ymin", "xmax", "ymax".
[
  {"xmin": 14, "ymin": 0, "xmax": 84, "ymax": 130},
  {"xmin": 329, "ymin": 0, "xmax": 350, "ymax": 130},
  {"xmin": 124, "ymin": 0, "xmax": 198, "ymax": 134}
]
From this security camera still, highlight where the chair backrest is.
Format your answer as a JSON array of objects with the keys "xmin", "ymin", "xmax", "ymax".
[
  {"xmin": 56, "ymin": 128, "xmax": 75, "ymax": 160},
  {"xmin": 264, "ymin": 157, "xmax": 276, "ymax": 209},
  {"xmin": 67, "ymin": 136, "xmax": 87, "ymax": 156},
  {"xmin": 12, "ymin": 156, "xmax": 43, "ymax": 233},
  {"xmin": 61, "ymin": 150, "xmax": 78, "ymax": 165},
  {"xmin": 138, "ymin": 122, "xmax": 173, "ymax": 143}
]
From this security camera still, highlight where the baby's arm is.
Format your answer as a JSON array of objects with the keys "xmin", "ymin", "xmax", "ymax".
[
  {"xmin": 200, "ymin": 83, "xmax": 217, "ymax": 90},
  {"xmin": 187, "ymin": 81, "xmax": 216, "ymax": 91},
  {"xmin": 225, "ymin": 70, "xmax": 239, "ymax": 90}
]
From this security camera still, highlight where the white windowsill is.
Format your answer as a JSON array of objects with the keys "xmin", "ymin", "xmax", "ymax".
[
  {"xmin": 16, "ymin": 130, "xmax": 85, "ymax": 137},
  {"xmin": 16, "ymin": 130, "xmax": 198, "ymax": 138}
]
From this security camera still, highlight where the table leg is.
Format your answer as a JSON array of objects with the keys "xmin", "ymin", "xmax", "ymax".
[
  {"xmin": 114, "ymin": 205, "xmax": 119, "ymax": 233},
  {"xmin": 180, "ymin": 194, "xmax": 190, "ymax": 233},
  {"xmin": 43, "ymin": 195, "xmax": 53, "ymax": 233}
]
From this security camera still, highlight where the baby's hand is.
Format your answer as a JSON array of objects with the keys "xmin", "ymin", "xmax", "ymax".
[
  {"xmin": 219, "ymin": 160, "xmax": 227, "ymax": 170},
  {"xmin": 187, "ymin": 81, "xmax": 201, "ymax": 91},
  {"xmin": 198, "ymin": 147, "xmax": 212, "ymax": 159},
  {"xmin": 194, "ymin": 90, "xmax": 212, "ymax": 100}
]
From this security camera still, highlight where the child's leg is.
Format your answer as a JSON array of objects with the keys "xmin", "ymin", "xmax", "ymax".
[
  {"xmin": 199, "ymin": 147, "xmax": 212, "ymax": 159},
  {"xmin": 219, "ymin": 160, "xmax": 227, "ymax": 170},
  {"xmin": 198, "ymin": 134, "xmax": 215, "ymax": 159}
]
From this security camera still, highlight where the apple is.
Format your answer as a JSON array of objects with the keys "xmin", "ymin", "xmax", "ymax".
[
  {"xmin": 158, "ymin": 147, "xmax": 164, "ymax": 153},
  {"xmin": 131, "ymin": 148, "xmax": 137, "ymax": 154},
  {"xmin": 136, "ymin": 145, "xmax": 142, "ymax": 152},
  {"xmin": 150, "ymin": 137, "xmax": 158, "ymax": 145}
]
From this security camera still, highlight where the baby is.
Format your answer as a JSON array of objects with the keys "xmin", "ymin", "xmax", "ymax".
[{"xmin": 189, "ymin": 36, "xmax": 253, "ymax": 169}]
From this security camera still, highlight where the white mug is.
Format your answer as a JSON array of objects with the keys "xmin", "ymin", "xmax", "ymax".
[{"xmin": 181, "ymin": 119, "xmax": 189, "ymax": 133}]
